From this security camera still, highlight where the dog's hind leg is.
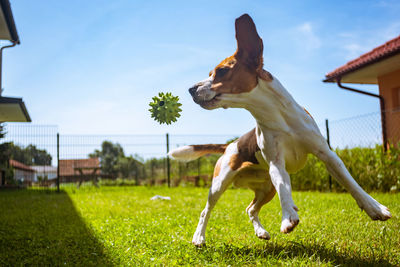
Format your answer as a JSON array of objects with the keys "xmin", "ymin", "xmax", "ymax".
[
  {"xmin": 246, "ymin": 184, "xmax": 276, "ymax": 239},
  {"xmin": 192, "ymin": 150, "xmax": 238, "ymax": 246},
  {"xmin": 314, "ymin": 144, "xmax": 391, "ymax": 221}
]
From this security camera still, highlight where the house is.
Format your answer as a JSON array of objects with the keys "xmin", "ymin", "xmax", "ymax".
[
  {"xmin": 59, "ymin": 158, "xmax": 101, "ymax": 183},
  {"xmin": 324, "ymin": 35, "xmax": 400, "ymax": 147},
  {"xmin": 0, "ymin": 0, "xmax": 30, "ymax": 186},
  {"xmin": 31, "ymin": 165, "xmax": 57, "ymax": 181},
  {"xmin": 9, "ymin": 159, "xmax": 35, "ymax": 185},
  {"xmin": 0, "ymin": 0, "xmax": 30, "ymax": 123}
]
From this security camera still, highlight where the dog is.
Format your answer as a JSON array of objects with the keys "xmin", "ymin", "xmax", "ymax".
[{"xmin": 169, "ymin": 14, "xmax": 391, "ymax": 247}]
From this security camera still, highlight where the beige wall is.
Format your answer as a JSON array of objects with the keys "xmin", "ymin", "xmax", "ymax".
[
  {"xmin": 378, "ymin": 68, "xmax": 400, "ymax": 146},
  {"xmin": 14, "ymin": 169, "xmax": 34, "ymax": 183}
]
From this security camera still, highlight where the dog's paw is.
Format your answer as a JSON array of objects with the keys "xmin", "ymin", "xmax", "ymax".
[
  {"xmin": 192, "ymin": 231, "xmax": 206, "ymax": 247},
  {"xmin": 255, "ymin": 228, "xmax": 270, "ymax": 240},
  {"xmin": 363, "ymin": 199, "xmax": 392, "ymax": 221},
  {"xmin": 280, "ymin": 208, "xmax": 299, "ymax": 233}
]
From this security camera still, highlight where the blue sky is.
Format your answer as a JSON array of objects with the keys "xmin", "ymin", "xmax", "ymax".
[{"xmin": 3, "ymin": 0, "xmax": 400, "ymax": 135}]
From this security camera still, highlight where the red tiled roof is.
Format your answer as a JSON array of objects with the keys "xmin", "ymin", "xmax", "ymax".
[
  {"xmin": 325, "ymin": 35, "xmax": 400, "ymax": 82},
  {"xmin": 59, "ymin": 158, "xmax": 100, "ymax": 177},
  {"xmin": 9, "ymin": 159, "xmax": 35, "ymax": 172}
]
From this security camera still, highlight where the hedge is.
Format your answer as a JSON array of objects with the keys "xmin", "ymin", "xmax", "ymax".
[{"xmin": 291, "ymin": 145, "xmax": 400, "ymax": 192}]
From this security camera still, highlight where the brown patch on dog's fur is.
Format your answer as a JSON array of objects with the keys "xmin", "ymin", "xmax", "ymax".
[
  {"xmin": 260, "ymin": 186, "xmax": 276, "ymax": 206},
  {"xmin": 213, "ymin": 157, "xmax": 222, "ymax": 178},
  {"xmin": 237, "ymin": 128, "xmax": 260, "ymax": 164},
  {"xmin": 239, "ymin": 161, "xmax": 255, "ymax": 169},
  {"xmin": 235, "ymin": 14, "xmax": 263, "ymax": 69},
  {"xmin": 229, "ymin": 154, "xmax": 242, "ymax": 170},
  {"xmin": 211, "ymin": 56, "xmax": 259, "ymax": 94},
  {"xmin": 229, "ymin": 128, "xmax": 261, "ymax": 171},
  {"xmin": 210, "ymin": 14, "xmax": 266, "ymax": 95},
  {"xmin": 257, "ymin": 69, "xmax": 273, "ymax": 82},
  {"xmin": 192, "ymin": 144, "xmax": 227, "ymax": 154}
]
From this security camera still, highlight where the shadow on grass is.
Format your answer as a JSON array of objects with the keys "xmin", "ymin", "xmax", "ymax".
[
  {"xmin": 198, "ymin": 241, "xmax": 394, "ymax": 266},
  {"xmin": 0, "ymin": 189, "xmax": 114, "ymax": 266}
]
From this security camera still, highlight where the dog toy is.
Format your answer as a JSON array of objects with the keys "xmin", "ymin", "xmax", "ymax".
[{"xmin": 149, "ymin": 92, "xmax": 182, "ymax": 125}]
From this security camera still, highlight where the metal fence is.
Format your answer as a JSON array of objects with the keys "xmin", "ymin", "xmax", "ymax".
[
  {"xmin": 325, "ymin": 112, "xmax": 383, "ymax": 148},
  {"xmin": 0, "ymin": 123, "xmax": 237, "ymax": 188},
  {"xmin": 1, "ymin": 110, "xmax": 398, "ymax": 189},
  {"xmin": 323, "ymin": 110, "xmax": 400, "ymax": 149}
]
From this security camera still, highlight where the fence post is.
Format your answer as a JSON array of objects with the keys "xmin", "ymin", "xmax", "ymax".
[
  {"xmin": 57, "ymin": 133, "xmax": 60, "ymax": 193},
  {"xmin": 196, "ymin": 158, "xmax": 201, "ymax": 187},
  {"xmin": 166, "ymin": 133, "xmax": 170, "ymax": 187},
  {"xmin": 379, "ymin": 98, "xmax": 388, "ymax": 151},
  {"xmin": 325, "ymin": 119, "xmax": 332, "ymax": 192}
]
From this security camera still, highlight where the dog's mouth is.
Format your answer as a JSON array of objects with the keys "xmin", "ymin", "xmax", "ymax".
[{"xmin": 196, "ymin": 93, "xmax": 222, "ymax": 109}]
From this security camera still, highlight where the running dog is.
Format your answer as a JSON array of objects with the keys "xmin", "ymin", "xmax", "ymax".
[{"xmin": 169, "ymin": 14, "xmax": 391, "ymax": 246}]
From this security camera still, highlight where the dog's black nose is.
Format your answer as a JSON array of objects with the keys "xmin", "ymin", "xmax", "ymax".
[{"xmin": 188, "ymin": 86, "xmax": 197, "ymax": 96}]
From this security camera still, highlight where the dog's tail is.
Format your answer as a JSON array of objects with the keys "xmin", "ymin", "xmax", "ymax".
[{"xmin": 168, "ymin": 144, "xmax": 227, "ymax": 162}]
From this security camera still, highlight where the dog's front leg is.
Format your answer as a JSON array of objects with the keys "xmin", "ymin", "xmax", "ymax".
[
  {"xmin": 192, "ymin": 155, "xmax": 237, "ymax": 246},
  {"xmin": 268, "ymin": 159, "xmax": 299, "ymax": 233}
]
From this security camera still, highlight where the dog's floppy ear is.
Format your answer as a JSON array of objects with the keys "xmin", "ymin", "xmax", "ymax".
[{"xmin": 235, "ymin": 14, "xmax": 263, "ymax": 69}]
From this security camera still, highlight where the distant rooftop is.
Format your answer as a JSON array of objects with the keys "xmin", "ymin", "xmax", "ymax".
[
  {"xmin": 9, "ymin": 159, "xmax": 35, "ymax": 172},
  {"xmin": 59, "ymin": 158, "xmax": 100, "ymax": 177}
]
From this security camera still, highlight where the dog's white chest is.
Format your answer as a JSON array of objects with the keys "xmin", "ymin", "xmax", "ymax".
[{"xmin": 256, "ymin": 129, "xmax": 308, "ymax": 173}]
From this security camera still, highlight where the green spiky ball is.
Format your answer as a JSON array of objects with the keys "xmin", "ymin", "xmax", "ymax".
[{"xmin": 149, "ymin": 92, "xmax": 182, "ymax": 125}]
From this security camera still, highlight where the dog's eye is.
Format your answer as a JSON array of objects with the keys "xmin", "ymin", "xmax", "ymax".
[{"xmin": 215, "ymin": 68, "xmax": 230, "ymax": 78}]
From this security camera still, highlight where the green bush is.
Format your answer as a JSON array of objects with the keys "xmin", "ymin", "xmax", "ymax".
[
  {"xmin": 135, "ymin": 145, "xmax": 399, "ymax": 192},
  {"xmin": 291, "ymin": 145, "xmax": 400, "ymax": 192}
]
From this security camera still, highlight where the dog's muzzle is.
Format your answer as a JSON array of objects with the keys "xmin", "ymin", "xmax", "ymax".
[
  {"xmin": 188, "ymin": 77, "xmax": 221, "ymax": 109},
  {"xmin": 188, "ymin": 86, "xmax": 198, "ymax": 98}
]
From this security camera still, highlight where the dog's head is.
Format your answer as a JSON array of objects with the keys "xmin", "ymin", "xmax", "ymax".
[{"xmin": 189, "ymin": 14, "xmax": 272, "ymax": 110}]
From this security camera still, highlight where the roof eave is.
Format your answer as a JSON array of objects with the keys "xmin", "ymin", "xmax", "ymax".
[
  {"xmin": 324, "ymin": 44, "xmax": 400, "ymax": 84},
  {"xmin": 0, "ymin": 0, "xmax": 19, "ymax": 44},
  {"xmin": 323, "ymin": 77, "xmax": 336, "ymax": 83},
  {"xmin": 0, "ymin": 96, "xmax": 31, "ymax": 122}
]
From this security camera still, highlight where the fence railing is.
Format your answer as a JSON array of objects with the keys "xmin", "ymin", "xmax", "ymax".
[
  {"xmin": 326, "ymin": 112, "xmax": 383, "ymax": 148},
  {"xmin": 1, "ymin": 110, "xmax": 398, "ymax": 189}
]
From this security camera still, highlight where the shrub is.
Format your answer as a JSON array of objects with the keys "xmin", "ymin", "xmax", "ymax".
[{"xmin": 291, "ymin": 145, "xmax": 400, "ymax": 192}]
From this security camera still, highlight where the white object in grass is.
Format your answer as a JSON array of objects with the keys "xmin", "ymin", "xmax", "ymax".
[{"xmin": 150, "ymin": 195, "xmax": 171, "ymax": 200}]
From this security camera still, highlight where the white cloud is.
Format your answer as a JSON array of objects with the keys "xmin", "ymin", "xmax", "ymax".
[
  {"xmin": 342, "ymin": 43, "xmax": 369, "ymax": 60},
  {"xmin": 295, "ymin": 22, "xmax": 321, "ymax": 50},
  {"xmin": 337, "ymin": 21, "xmax": 400, "ymax": 60},
  {"xmin": 374, "ymin": 0, "xmax": 400, "ymax": 9}
]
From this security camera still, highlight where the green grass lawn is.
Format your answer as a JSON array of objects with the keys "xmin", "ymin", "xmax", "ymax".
[{"xmin": 0, "ymin": 186, "xmax": 399, "ymax": 266}]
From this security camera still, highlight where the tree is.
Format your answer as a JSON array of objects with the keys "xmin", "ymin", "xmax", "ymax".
[
  {"xmin": 6, "ymin": 143, "xmax": 52, "ymax": 166},
  {"xmin": 0, "ymin": 142, "xmax": 52, "ymax": 166},
  {"xmin": 1, "ymin": 140, "xmax": 54, "ymax": 184},
  {"xmin": 115, "ymin": 156, "xmax": 144, "ymax": 184},
  {"xmin": 0, "ymin": 124, "xmax": 8, "ymax": 164},
  {"xmin": 89, "ymin": 141, "xmax": 125, "ymax": 176},
  {"xmin": 144, "ymin": 157, "xmax": 166, "ymax": 181},
  {"xmin": 0, "ymin": 125, "xmax": 12, "ymax": 184},
  {"xmin": 25, "ymin": 144, "xmax": 52, "ymax": 165},
  {"xmin": 0, "ymin": 123, "xmax": 5, "ymax": 139}
]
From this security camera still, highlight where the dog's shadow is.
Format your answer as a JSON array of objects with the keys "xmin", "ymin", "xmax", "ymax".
[{"xmin": 197, "ymin": 240, "xmax": 394, "ymax": 266}]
